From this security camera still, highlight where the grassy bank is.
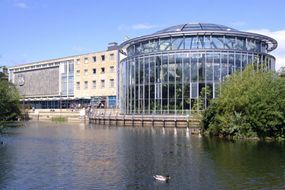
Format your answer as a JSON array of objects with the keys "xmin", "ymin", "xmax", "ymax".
[{"xmin": 51, "ymin": 116, "xmax": 67, "ymax": 122}]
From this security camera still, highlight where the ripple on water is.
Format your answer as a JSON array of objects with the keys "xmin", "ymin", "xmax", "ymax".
[{"xmin": 0, "ymin": 121, "xmax": 284, "ymax": 189}]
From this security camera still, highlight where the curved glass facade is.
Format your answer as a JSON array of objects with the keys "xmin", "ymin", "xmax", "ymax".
[
  {"xmin": 120, "ymin": 24, "xmax": 277, "ymax": 115},
  {"xmin": 127, "ymin": 36, "xmax": 269, "ymax": 57}
]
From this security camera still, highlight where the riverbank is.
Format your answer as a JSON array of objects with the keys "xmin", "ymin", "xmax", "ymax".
[
  {"xmin": 89, "ymin": 114, "xmax": 201, "ymax": 128},
  {"xmin": 26, "ymin": 109, "xmax": 88, "ymax": 122},
  {"xmin": 24, "ymin": 108, "xmax": 202, "ymax": 128}
]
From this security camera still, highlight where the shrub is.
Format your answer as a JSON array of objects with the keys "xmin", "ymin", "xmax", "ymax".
[{"xmin": 202, "ymin": 65, "xmax": 285, "ymax": 140}]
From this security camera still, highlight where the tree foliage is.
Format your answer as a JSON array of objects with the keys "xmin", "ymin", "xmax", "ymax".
[
  {"xmin": 0, "ymin": 79, "xmax": 21, "ymax": 123},
  {"xmin": 202, "ymin": 65, "xmax": 285, "ymax": 140}
]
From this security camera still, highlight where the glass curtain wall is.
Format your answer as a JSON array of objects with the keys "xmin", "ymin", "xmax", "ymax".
[
  {"xmin": 127, "ymin": 36, "xmax": 269, "ymax": 57},
  {"xmin": 121, "ymin": 51, "xmax": 274, "ymax": 115},
  {"xmin": 60, "ymin": 60, "xmax": 74, "ymax": 97}
]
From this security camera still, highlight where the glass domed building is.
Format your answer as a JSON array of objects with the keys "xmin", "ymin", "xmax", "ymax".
[{"xmin": 119, "ymin": 23, "xmax": 278, "ymax": 115}]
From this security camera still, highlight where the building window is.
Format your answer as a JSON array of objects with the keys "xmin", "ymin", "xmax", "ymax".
[
  {"xmin": 110, "ymin": 66, "xmax": 114, "ymax": 73},
  {"xmin": 92, "ymin": 80, "xmax": 96, "ymax": 89},
  {"xmin": 93, "ymin": 68, "xmax": 96, "ymax": 74},
  {"xmin": 110, "ymin": 79, "xmax": 114, "ymax": 88},
  {"xmin": 108, "ymin": 96, "xmax": 116, "ymax": 108},
  {"xmin": 76, "ymin": 82, "xmax": 80, "ymax": 90},
  {"xmin": 84, "ymin": 69, "xmax": 88, "ymax": 75},
  {"xmin": 76, "ymin": 70, "xmax": 80, "ymax": 76},
  {"xmin": 76, "ymin": 59, "xmax": 80, "ymax": 64},
  {"xmin": 93, "ymin": 56, "xmax": 96, "ymax": 62},
  {"xmin": 84, "ymin": 57, "xmax": 89, "ymax": 64},
  {"xmin": 101, "ymin": 55, "xmax": 105, "ymax": 61},
  {"xmin": 110, "ymin": 53, "xmax": 114, "ymax": 61},
  {"xmin": 101, "ymin": 80, "xmax": 105, "ymax": 88},
  {"xmin": 84, "ymin": 81, "xmax": 88, "ymax": 89},
  {"xmin": 101, "ymin": 67, "xmax": 105, "ymax": 74}
]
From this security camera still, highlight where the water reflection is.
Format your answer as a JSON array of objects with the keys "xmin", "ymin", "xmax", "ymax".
[
  {"xmin": 0, "ymin": 121, "xmax": 284, "ymax": 189},
  {"xmin": 186, "ymin": 128, "xmax": 190, "ymax": 138},
  {"xmin": 202, "ymin": 138, "xmax": 285, "ymax": 189}
]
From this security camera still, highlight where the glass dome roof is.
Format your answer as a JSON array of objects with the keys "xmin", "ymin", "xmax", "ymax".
[
  {"xmin": 154, "ymin": 23, "xmax": 239, "ymax": 34},
  {"xmin": 120, "ymin": 23, "xmax": 278, "ymax": 52}
]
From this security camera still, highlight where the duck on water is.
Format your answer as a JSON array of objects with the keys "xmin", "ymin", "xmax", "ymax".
[{"xmin": 153, "ymin": 175, "xmax": 171, "ymax": 182}]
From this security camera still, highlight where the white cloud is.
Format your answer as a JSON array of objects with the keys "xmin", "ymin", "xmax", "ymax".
[
  {"xmin": 131, "ymin": 24, "xmax": 158, "ymax": 30},
  {"xmin": 14, "ymin": 2, "xmax": 29, "ymax": 9},
  {"xmin": 247, "ymin": 29, "xmax": 285, "ymax": 71},
  {"xmin": 117, "ymin": 23, "xmax": 158, "ymax": 31}
]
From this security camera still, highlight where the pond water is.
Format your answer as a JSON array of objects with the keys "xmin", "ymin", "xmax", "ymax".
[{"xmin": 0, "ymin": 121, "xmax": 284, "ymax": 189}]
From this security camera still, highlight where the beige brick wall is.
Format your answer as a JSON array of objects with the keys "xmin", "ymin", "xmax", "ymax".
[{"xmin": 73, "ymin": 50, "xmax": 118, "ymax": 98}]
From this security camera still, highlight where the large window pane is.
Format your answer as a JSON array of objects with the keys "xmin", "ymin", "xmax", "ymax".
[
  {"xmin": 229, "ymin": 54, "xmax": 234, "ymax": 74},
  {"xmin": 191, "ymin": 82, "xmax": 198, "ymax": 98},
  {"xmin": 191, "ymin": 54, "xmax": 198, "ymax": 82},
  {"xmin": 236, "ymin": 53, "xmax": 241, "ymax": 71},
  {"xmin": 191, "ymin": 36, "xmax": 203, "ymax": 48},
  {"xmin": 149, "ymin": 40, "xmax": 158, "ymax": 52},
  {"xmin": 246, "ymin": 38, "xmax": 256, "ymax": 51},
  {"xmin": 236, "ymin": 37, "xmax": 245, "ymax": 50},
  {"xmin": 183, "ymin": 54, "xmax": 190, "ymax": 82},
  {"xmin": 176, "ymin": 54, "xmax": 182, "ymax": 82},
  {"xmin": 204, "ymin": 36, "xmax": 211, "ymax": 48},
  {"xmin": 211, "ymin": 36, "xmax": 224, "ymax": 49},
  {"xmin": 139, "ymin": 58, "xmax": 144, "ymax": 83},
  {"xmin": 198, "ymin": 54, "xmax": 205, "ymax": 82},
  {"xmin": 221, "ymin": 54, "xmax": 228, "ymax": 79},
  {"xmin": 224, "ymin": 37, "xmax": 235, "ymax": 49},
  {"xmin": 135, "ymin": 43, "xmax": 142, "ymax": 54},
  {"xmin": 185, "ymin": 36, "xmax": 193, "ymax": 49},
  {"xmin": 162, "ymin": 55, "xmax": 168, "ymax": 82},
  {"xmin": 213, "ymin": 54, "xmax": 220, "ymax": 81},
  {"xmin": 144, "ymin": 58, "xmax": 150, "ymax": 105},
  {"xmin": 127, "ymin": 45, "xmax": 135, "ymax": 56},
  {"xmin": 172, "ymin": 37, "xmax": 184, "ymax": 50},
  {"xmin": 159, "ymin": 38, "xmax": 171, "ymax": 51},
  {"xmin": 242, "ymin": 54, "xmax": 247, "ymax": 69},
  {"xmin": 135, "ymin": 58, "xmax": 139, "ymax": 84},
  {"xmin": 155, "ymin": 55, "xmax": 162, "ymax": 83},
  {"xmin": 150, "ymin": 57, "xmax": 155, "ymax": 83},
  {"xmin": 168, "ymin": 55, "xmax": 175, "ymax": 82},
  {"xmin": 205, "ymin": 53, "xmax": 213, "ymax": 82},
  {"xmin": 142, "ymin": 41, "xmax": 150, "ymax": 53},
  {"xmin": 248, "ymin": 54, "xmax": 253, "ymax": 65}
]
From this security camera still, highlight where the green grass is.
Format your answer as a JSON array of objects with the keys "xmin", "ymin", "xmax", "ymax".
[{"xmin": 51, "ymin": 116, "xmax": 67, "ymax": 122}]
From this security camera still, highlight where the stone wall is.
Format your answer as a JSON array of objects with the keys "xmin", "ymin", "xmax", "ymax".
[{"xmin": 14, "ymin": 67, "xmax": 59, "ymax": 97}]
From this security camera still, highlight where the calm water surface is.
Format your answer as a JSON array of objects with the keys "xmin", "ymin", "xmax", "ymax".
[{"xmin": 0, "ymin": 121, "xmax": 285, "ymax": 189}]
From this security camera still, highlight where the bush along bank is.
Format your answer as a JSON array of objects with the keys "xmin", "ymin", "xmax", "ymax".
[
  {"xmin": 202, "ymin": 65, "xmax": 285, "ymax": 141},
  {"xmin": 0, "ymin": 75, "xmax": 21, "ymax": 133}
]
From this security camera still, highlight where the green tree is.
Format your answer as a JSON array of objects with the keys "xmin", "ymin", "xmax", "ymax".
[
  {"xmin": 0, "ymin": 72, "xmax": 6, "ymax": 80},
  {"xmin": 202, "ymin": 65, "xmax": 285, "ymax": 140},
  {"xmin": 192, "ymin": 86, "xmax": 211, "ymax": 112},
  {"xmin": 0, "ymin": 79, "xmax": 21, "ymax": 130}
]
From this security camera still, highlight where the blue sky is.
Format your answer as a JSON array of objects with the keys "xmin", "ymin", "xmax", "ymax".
[{"xmin": 1, "ymin": 0, "xmax": 285, "ymax": 69}]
